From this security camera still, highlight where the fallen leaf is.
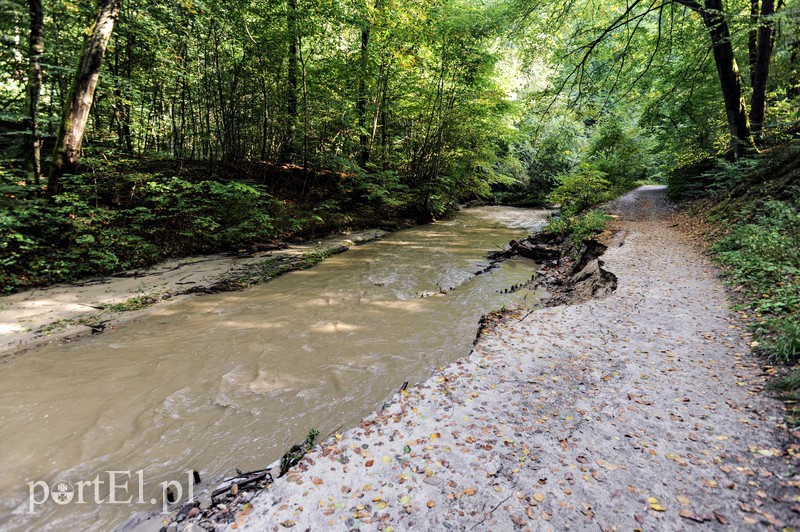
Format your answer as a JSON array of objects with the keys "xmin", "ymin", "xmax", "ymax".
[
  {"xmin": 596, "ymin": 459, "xmax": 618, "ymax": 470},
  {"xmin": 510, "ymin": 514, "xmax": 526, "ymax": 526},
  {"xmin": 713, "ymin": 512, "xmax": 730, "ymax": 525},
  {"xmin": 533, "ymin": 493, "xmax": 545, "ymax": 503},
  {"xmin": 648, "ymin": 497, "xmax": 666, "ymax": 512},
  {"xmin": 427, "ymin": 500, "xmax": 436, "ymax": 508},
  {"xmin": 679, "ymin": 510, "xmax": 708, "ymax": 523},
  {"xmin": 464, "ymin": 487, "xmax": 477, "ymax": 496}
]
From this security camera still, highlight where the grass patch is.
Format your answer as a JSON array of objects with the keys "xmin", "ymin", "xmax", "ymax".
[{"xmin": 100, "ymin": 294, "xmax": 160, "ymax": 312}]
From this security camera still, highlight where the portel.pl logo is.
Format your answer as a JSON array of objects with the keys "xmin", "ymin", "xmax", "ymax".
[{"xmin": 27, "ymin": 470, "xmax": 194, "ymax": 514}]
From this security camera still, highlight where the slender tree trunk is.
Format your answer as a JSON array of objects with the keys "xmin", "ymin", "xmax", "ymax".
[
  {"xmin": 121, "ymin": 25, "xmax": 133, "ymax": 153},
  {"xmin": 283, "ymin": 0, "xmax": 298, "ymax": 162},
  {"xmin": 749, "ymin": 0, "xmax": 775, "ymax": 137},
  {"xmin": 749, "ymin": 0, "xmax": 759, "ymax": 86},
  {"xmin": 357, "ymin": 7, "xmax": 371, "ymax": 166},
  {"xmin": 261, "ymin": 77, "xmax": 269, "ymax": 160},
  {"xmin": 25, "ymin": 0, "xmax": 44, "ymax": 185},
  {"xmin": 698, "ymin": 0, "xmax": 753, "ymax": 159},
  {"xmin": 48, "ymin": 0, "xmax": 122, "ymax": 196}
]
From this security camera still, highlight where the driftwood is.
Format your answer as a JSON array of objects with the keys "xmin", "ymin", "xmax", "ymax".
[
  {"xmin": 211, "ymin": 470, "xmax": 272, "ymax": 500},
  {"xmin": 509, "ymin": 239, "xmax": 562, "ymax": 261}
]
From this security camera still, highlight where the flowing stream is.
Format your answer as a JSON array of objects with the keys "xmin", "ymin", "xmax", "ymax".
[{"xmin": 0, "ymin": 206, "xmax": 548, "ymax": 531}]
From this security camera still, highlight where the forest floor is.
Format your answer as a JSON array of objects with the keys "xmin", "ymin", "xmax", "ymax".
[
  {"xmin": 227, "ymin": 186, "xmax": 798, "ymax": 531},
  {"xmin": 0, "ymin": 229, "xmax": 386, "ymax": 357}
]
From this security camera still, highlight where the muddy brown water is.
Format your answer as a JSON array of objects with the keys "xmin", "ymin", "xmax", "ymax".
[{"xmin": 0, "ymin": 207, "xmax": 548, "ymax": 531}]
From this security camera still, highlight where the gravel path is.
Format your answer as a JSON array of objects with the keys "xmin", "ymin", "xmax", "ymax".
[{"xmin": 233, "ymin": 186, "xmax": 798, "ymax": 531}]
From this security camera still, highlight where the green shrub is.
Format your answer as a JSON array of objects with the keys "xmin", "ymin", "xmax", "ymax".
[
  {"xmin": 548, "ymin": 166, "xmax": 611, "ymax": 216},
  {"xmin": 585, "ymin": 119, "xmax": 651, "ymax": 188},
  {"xmin": 711, "ymin": 200, "xmax": 800, "ymax": 364},
  {"xmin": 543, "ymin": 209, "xmax": 611, "ymax": 246}
]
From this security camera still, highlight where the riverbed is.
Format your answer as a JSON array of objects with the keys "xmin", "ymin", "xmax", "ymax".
[{"xmin": 0, "ymin": 206, "xmax": 547, "ymax": 530}]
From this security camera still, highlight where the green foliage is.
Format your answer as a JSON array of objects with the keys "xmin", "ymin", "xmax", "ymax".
[
  {"xmin": 279, "ymin": 427, "xmax": 319, "ymax": 477},
  {"xmin": 101, "ymin": 294, "xmax": 159, "ymax": 312},
  {"xmin": 544, "ymin": 209, "xmax": 611, "ymax": 246},
  {"xmin": 548, "ymin": 166, "xmax": 611, "ymax": 216},
  {"xmin": 712, "ymin": 199, "xmax": 800, "ymax": 364},
  {"xmin": 667, "ymin": 157, "xmax": 760, "ymax": 201},
  {"xmin": 586, "ymin": 119, "xmax": 651, "ymax": 188}
]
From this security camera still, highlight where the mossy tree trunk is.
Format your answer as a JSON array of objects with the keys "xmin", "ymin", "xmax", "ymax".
[{"xmin": 47, "ymin": 0, "xmax": 122, "ymax": 197}]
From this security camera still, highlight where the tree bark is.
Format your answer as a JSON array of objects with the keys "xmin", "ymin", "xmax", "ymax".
[
  {"xmin": 748, "ymin": 0, "xmax": 759, "ymax": 86},
  {"xmin": 25, "ymin": 0, "xmax": 44, "ymax": 185},
  {"xmin": 48, "ymin": 0, "xmax": 122, "ymax": 196},
  {"xmin": 282, "ymin": 0, "xmax": 298, "ymax": 162},
  {"xmin": 698, "ymin": 0, "xmax": 753, "ymax": 159},
  {"xmin": 749, "ymin": 0, "xmax": 775, "ymax": 137}
]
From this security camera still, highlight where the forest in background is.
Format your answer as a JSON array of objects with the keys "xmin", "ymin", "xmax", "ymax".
[
  {"xmin": 1, "ymin": 0, "xmax": 797, "ymax": 286},
  {"xmin": 1, "ymin": 0, "xmax": 799, "ymax": 388}
]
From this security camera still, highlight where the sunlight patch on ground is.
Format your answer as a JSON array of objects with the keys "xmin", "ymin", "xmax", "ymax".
[{"xmin": 0, "ymin": 323, "xmax": 26, "ymax": 334}]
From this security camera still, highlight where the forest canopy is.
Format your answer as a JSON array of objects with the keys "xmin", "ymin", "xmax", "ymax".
[{"xmin": 1, "ymin": 0, "xmax": 799, "ymax": 291}]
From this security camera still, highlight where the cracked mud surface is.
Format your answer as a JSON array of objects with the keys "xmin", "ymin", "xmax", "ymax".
[{"xmin": 232, "ymin": 186, "xmax": 798, "ymax": 531}]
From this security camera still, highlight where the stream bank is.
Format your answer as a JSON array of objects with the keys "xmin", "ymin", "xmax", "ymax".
[
  {"xmin": 2, "ymin": 206, "xmax": 551, "ymax": 532},
  {"xmin": 126, "ymin": 208, "xmax": 623, "ymax": 531},
  {"xmin": 0, "ymin": 229, "xmax": 386, "ymax": 358},
  {"xmin": 152, "ymin": 185, "xmax": 796, "ymax": 531}
]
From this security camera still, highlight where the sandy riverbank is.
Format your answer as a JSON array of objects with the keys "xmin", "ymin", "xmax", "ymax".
[{"xmin": 0, "ymin": 229, "xmax": 386, "ymax": 358}]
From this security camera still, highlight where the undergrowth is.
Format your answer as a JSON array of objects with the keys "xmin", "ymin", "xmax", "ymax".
[
  {"xmin": 0, "ymin": 160, "xmax": 410, "ymax": 293},
  {"xmin": 668, "ymin": 141, "xmax": 800, "ymax": 424}
]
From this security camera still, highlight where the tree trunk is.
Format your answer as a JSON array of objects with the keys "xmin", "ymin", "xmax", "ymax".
[
  {"xmin": 358, "ymin": 12, "xmax": 371, "ymax": 166},
  {"xmin": 748, "ymin": 0, "xmax": 759, "ymax": 86},
  {"xmin": 282, "ymin": 0, "xmax": 298, "ymax": 162},
  {"xmin": 25, "ymin": 0, "xmax": 44, "ymax": 185},
  {"xmin": 749, "ymin": 0, "xmax": 775, "ymax": 137},
  {"xmin": 48, "ymin": 0, "xmax": 122, "ymax": 196},
  {"xmin": 698, "ymin": 0, "xmax": 753, "ymax": 159}
]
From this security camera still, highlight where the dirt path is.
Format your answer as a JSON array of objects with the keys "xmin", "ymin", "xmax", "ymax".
[
  {"xmin": 0, "ymin": 229, "xmax": 385, "ymax": 357},
  {"xmin": 230, "ymin": 186, "xmax": 798, "ymax": 531}
]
